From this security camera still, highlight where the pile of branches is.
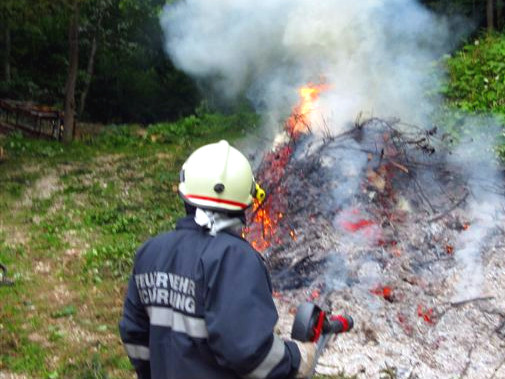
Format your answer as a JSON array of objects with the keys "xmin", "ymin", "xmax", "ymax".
[{"xmin": 252, "ymin": 117, "xmax": 489, "ymax": 289}]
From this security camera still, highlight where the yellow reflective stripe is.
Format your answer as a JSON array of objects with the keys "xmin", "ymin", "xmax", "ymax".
[
  {"xmin": 244, "ymin": 334, "xmax": 286, "ymax": 379},
  {"xmin": 146, "ymin": 306, "xmax": 208, "ymax": 339},
  {"xmin": 124, "ymin": 343, "xmax": 150, "ymax": 360}
]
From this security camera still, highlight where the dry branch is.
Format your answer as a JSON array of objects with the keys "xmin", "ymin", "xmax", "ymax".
[
  {"xmin": 449, "ymin": 296, "xmax": 495, "ymax": 307},
  {"xmin": 428, "ymin": 190, "xmax": 469, "ymax": 223}
]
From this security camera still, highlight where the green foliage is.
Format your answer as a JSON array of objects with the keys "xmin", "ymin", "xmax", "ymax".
[
  {"xmin": 0, "ymin": 108, "xmax": 257, "ymax": 377},
  {"xmin": 90, "ymin": 111, "xmax": 259, "ymax": 148},
  {"xmin": 147, "ymin": 115, "xmax": 200, "ymax": 143},
  {"xmin": 48, "ymin": 325, "xmax": 66, "ymax": 342},
  {"xmin": 84, "ymin": 236, "xmax": 139, "ymax": 280},
  {"xmin": 93, "ymin": 124, "xmax": 143, "ymax": 148},
  {"xmin": 86, "ymin": 208, "xmax": 141, "ymax": 234},
  {"xmin": 3, "ymin": 131, "xmax": 64, "ymax": 158},
  {"xmin": 1, "ymin": 0, "xmax": 199, "ymax": 124},
  {"xmin": 0, "ymin": 244, "xmax": 26, "ymax": 267},
  {"xmin": 61, "ymin": 354, "xmax": 110, "ymax": 379},
  {"xmin": 146, "ymin": 111, "xmax": 260, "ymax": 144},
  {"xmin": 51, "ymin": 305, "xmax": 77, "ymax": 319},
  {"xmin": 0, "ymin": 339, "xmax": 47, "ymax": 375},
  {"xmin": 444, "ymin": 34, "xmax": 505, "ymax": 115},
  {"xmin": 441, "ymin": 32, "xmax": 505, "ymax": 159},
  {"xmin": 0, "ymin": 170, "xmax": 38, "ymax": 199},
  {"xmin": 0, "ymin": 108, "xmax": 259, "ymax": 158}
]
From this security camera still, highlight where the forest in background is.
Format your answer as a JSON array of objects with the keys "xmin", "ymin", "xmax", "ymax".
[
  {"xmin": 0, "ymin": 0, "xmax": 504, "ymax": 131},
  {"xmin": 0, "ymin": 0, "xmax": 198, "ymax": 134}
]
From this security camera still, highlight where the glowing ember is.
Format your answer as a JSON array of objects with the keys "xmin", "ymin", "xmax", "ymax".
[
  {"xmin": 289, "ymin": 230, "xmax": 296, "ymax": 240},
  {"xmin": 342, "ymin": 219, "xmax": 376, "ymax": 232},
  {"xmin": 308, "ymin": 288, "xmax": 321, "ymax": 301},
  {"xmin": 371, "ymin": 285, "xmax": 394, "ymax": 302},
  {"xmin": 335, "ymin": 207, "xmax": 382, "ymax": 245},
  {"xmin": 417, "ymin": 304, "xmax": 435, "ymax": 324}
]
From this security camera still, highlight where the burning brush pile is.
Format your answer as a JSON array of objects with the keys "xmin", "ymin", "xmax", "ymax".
[
  {"xmin": 245, "ymin": 87, "xmax": 505, "ymax": 378},
  {"xmin": 160, "ymin": 0, "xmax": 505, "ymax": 376}
]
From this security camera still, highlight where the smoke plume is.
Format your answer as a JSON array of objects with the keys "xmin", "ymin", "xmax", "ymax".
[
  {"xmin": 447, "ymin": 120, "xmax": 505, "ymax": 301},
  {"xmin": 161, "ymin": 0, "xmax": 503, "ymax": 307},
  {"xmin": 160, "ymin": 0, "xmax": 453, "ymax": 132}
]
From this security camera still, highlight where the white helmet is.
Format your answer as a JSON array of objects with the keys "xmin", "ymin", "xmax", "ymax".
[{"xmin": 179, "ymin": 140, "xmax": 265, "ymax": 213}]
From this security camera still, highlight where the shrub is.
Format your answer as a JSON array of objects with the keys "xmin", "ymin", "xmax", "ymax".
[
  {"xmin": 444, "ymin": 33, "xmax": 505, "ymax": 116},
  {"xmin": 3, "ymin": 131, "xmax": 64, "ymax": 158},
  {"xmin": 84, "ymin": 237, "xmax": 140, "ymax": 280},
  {"xmin": 94, "ymin": 124, "xmax": 143, "ymax": 148}
]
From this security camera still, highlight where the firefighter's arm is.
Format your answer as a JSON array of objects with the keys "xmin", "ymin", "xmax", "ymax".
[
  {"xmin": 119, "ymin": 268, "xmax": 151, "ymax": 379},
  {"xmin": 204, "ymin": 244, "xmax": 301, "ymax": 378}
]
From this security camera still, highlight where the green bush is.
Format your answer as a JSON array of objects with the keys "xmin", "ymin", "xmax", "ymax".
[
  {"xmin": 3, "ymin": 131, "xmax": 64, "ymax": 158},
  {"xmin": 84, "ymin": 236, "xmax": 140, "ymax": 280},
  {"xmin": 86, "ymin": 208, "xmax": 141, "ymax": 234},
  {"xmin": 147, "ymin": 115, "xmax": 200, "ymax": 144},
  {"xmin": 1, "ymin": 111, "xmax": 260, "ymax": 155},
  {"xmin": 146, "ymin": 111, "xmax": 259, "ymax": 144},
  {"xmin": 94, "ymin": 124, "xmax": 143, "ymax": 148},
  {"xmin": 444, "ymin": 33, "xmax": 505, "ymax": 115}
]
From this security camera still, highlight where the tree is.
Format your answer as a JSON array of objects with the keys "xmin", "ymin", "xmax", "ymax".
[
  {"xmin": 0, "ymin": 0, "xmax": 26, "ymax": 84},
  {"xmin": 1, "ymin": 0, "xmax": 199, "ymax": 124},
  {"xmin": 78, "ymin": 0, "xmax": 112, "ymax": 117},
  {"xmin": 3, "ymin": 24, "xmax": 11, "ymax": 82},
  {"xmin": 487, "ymin": 0, "xmax": 495, "ymax": 31},
  {"xmin": 497, "ymin": 0, "xmax": 503, "ymax": 29},
  {"xmin": 63, "ymin": 0, "xmax": 79, "ymax": 142}
]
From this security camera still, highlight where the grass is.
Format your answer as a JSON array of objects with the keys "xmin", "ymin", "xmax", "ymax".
[{"xmin": 0, "ymin": 112, "xmax": 258, "ymax": 378}]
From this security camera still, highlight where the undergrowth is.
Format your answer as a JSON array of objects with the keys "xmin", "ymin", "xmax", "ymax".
[
  {"xmin": 0, "ymin": 111, "xmax": 259, "ymax": 378},
  {"xmin": 441, "ymin": 32, "xmax": 505, "ymax": 159},
  {"xmin": 443, "ymin": 33, "xmax": 505, "ymax": 116}
]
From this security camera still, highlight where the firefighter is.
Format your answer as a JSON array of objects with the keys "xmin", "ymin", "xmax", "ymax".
[{"xmin": 119, "ymin": 140, "xmax": 316, "ymax": 378}]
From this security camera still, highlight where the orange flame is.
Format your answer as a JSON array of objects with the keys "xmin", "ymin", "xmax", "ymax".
[
  {"xmin": 286, "ymin": 83, "xmax": 328, "ymax": 137},
  {"xmin": 246, "ymin": 83, "xmax": 327, "ymax": 252}
]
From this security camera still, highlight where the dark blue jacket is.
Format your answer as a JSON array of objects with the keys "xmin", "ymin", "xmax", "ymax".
[{"xmin": 119, "ymin": 216, "xmax": 301, "ymax": 379}]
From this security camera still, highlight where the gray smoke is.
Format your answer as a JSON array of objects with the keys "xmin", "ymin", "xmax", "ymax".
[
  {"xmin": 160, "ymin": 0, "xmax": 503, "ymax": 305},
  {"xmin": 447, "ymin": 120, "xmax": 505, "ymax": 301},
  {"xmin": 160, "ymin": 0, "xmax": 453, "ymax": 132}
]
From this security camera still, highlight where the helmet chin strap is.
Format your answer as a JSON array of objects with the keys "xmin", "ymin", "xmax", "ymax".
[{"xmin": 194, "ymin": 208, "xmax": 244, "ymax": 236}]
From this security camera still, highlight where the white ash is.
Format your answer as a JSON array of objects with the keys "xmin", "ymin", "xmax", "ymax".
[{"xmin": 265, "ymin": 120, "xmax": 505, "ymax": 378}]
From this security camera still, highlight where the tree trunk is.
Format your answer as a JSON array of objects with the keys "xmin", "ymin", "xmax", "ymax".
[
  {"xmin": 487, "ymin": 0, "xmax": 495, "ymax": 32},
  {"xmin": 63, "ymin": 1, "xmax": 79, "ymax": 143},
  {"xmin": 4, "ymin": 25, "xmax": 11, "ymax": 82},
  {"xmin": 497, "ymin": 0, "xmax": 503, "ymax": 30},
  {"xmin": 78, "ymin": 13, "xmax": 102, "ymax": 118}
]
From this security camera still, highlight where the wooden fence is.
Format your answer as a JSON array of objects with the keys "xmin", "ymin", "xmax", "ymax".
[{"xmin": 0, "ymin": 99, "xmax": 64, "ymax": 140}]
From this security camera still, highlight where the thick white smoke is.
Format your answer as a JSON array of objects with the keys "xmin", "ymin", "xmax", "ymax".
[
  {"xmin": 161, "ymin": 0, "xmax": 452, "ymax": 132},
  {"xmin": 447, "ymin": 121, "xmax": 505, "ymax": 301},
  {"xmin": 160, "ymin": 0, "xmax": 503, "ymax": 309}
]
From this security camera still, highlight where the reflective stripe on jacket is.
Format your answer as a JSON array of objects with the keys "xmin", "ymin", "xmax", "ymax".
[{"xmin": 119, "ymin": 216, "xmax": 301, "ymax": 379}]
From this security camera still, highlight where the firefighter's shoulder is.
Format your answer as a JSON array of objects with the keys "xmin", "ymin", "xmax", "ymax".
[
  {"xmin": 202, "ymin": 232, "xmax": 267, "ymax": 273},
  {"xmin": 133, "ymin": 230, "xmax": 177, "ymax": 262}
]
